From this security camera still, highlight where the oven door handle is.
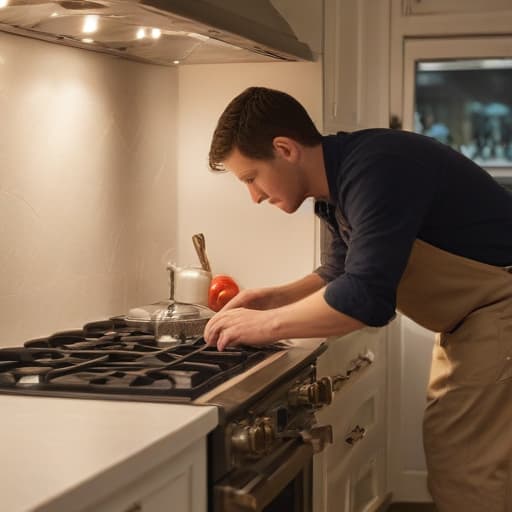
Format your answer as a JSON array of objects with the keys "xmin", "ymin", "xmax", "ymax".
[{"xmin": 214, "ymin": 439, "xmax": 315, "ymax": 512}]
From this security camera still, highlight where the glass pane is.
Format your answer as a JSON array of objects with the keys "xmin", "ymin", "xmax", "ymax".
[{"xmin": 414, "ymin": 58, "xmax": 512, "ymax": 167}]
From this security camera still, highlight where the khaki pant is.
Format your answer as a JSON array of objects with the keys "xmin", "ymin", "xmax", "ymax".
[
  {"xmin": 424, "ymin": 300, "xmax": 512, "ymax": 511},
  {"xmin": 396, "ymin": 240, "xmax": 512, "ymax": 510}
]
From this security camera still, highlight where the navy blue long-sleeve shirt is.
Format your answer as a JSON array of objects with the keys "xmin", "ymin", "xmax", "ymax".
[{"xmin": 315, "ymin": 129, "xmax": 512, "ymax": 327}]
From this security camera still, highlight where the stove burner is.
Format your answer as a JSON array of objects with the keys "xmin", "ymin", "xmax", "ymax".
[{"xmin": 0, "ymin": 319, "xmax": 276, "ymax": 400}]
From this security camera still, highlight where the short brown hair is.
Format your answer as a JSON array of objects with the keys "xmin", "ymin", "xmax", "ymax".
[{"xmin": 209, "ymin": 87, "xmax": 322, "ymax": 172}]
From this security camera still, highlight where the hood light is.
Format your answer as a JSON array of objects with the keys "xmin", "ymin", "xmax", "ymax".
[
  {"xmin": 173, "ymin": 60, "xmax": 180, "ymax": 64},
  {"xmin": 136, "ymin": 27, "xmax": 162, "ymax": 41},
  {"xmin": 0, "ymin": 0, "xmax": 8, "ymax": 8},
  {"xmin": 82, "ymin": 15, "xmax": 99, "ymax": 34},
  {"xmin": 50, "ymin": 12, "xmax": 59, "ymax": 17},
  {"xmin": 187, "ymin": 32, "xmax": 210, "ymax": 42},
  {"xmin": 81, "ymin": 38, "xmax": 94, "ymax": 44}
]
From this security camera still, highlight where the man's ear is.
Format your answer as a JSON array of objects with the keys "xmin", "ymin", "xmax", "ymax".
[{"xmin": 272, "ymin": 136, "xmax": 300, "ymax": 162}]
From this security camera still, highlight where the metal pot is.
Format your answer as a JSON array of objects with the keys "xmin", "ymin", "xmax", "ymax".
[
  {"xmin": 124, "ymin": 234, "xmax": 214, "ymax": 343},
  {"xmin": 124, "ymin": 300, "xmax": 214, "ymax": 343}
]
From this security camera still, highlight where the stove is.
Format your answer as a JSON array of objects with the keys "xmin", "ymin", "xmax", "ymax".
[
  {"xmin": 0, "ymin": 318, "xmax": 276, "ymax": 402},
  {"xmin": 0, "ymin": 317, "xmax": 332, "ymax": 512}
]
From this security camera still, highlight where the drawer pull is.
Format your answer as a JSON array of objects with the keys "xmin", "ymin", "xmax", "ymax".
[
  {"xmin": 345, "ymin": 425, "xmax": 366, "ymax": 446},
  {"xmin": 332, "ymin": 350, "xmax": 375, "ymax": 391}
]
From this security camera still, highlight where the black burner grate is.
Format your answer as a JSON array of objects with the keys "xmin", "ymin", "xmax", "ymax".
[{"xmin": 0, "ymin": 319, "xmax": 275, "ymax": 400}]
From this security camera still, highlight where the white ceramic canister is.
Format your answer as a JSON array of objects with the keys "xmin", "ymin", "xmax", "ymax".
[{"xmin": 172, "ymin": 266, "xmax": 212, "ymax": 306}]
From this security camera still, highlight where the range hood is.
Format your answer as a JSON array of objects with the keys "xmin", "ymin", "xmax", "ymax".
[{"xmin": 0, "ymin": 0, "xmax": 314, "ymax": 65}]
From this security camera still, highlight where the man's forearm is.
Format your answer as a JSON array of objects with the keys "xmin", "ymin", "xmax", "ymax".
[
  {"xmin": 204, "ymin": 283, "xmax": 366, "ymax": 350},
  {"xmin": 271, "ymin": 273, "xmax": 326, "ymax": 307},
  {"xmin": 271, "ymin": 287, "xmax": 365, "ymax": 339}
]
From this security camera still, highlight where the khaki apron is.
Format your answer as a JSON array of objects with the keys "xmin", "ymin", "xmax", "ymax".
[{"xmin": 396, "ymin": 239, "xmax": 512, "ymax": 511}]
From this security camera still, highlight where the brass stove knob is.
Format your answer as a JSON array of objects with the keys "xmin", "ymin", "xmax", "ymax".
[
  {"xmin": 288, "ymin": 377, "xmax": 333, "ymax": 407},
  {"xmin": 230, "ymin": 418, "xmax": 275, "ymax": 455}
]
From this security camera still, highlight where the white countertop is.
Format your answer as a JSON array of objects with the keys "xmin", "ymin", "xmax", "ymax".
[{"xmin": 0, "ymin": 395, "xmax": 218, "ymax": 512}]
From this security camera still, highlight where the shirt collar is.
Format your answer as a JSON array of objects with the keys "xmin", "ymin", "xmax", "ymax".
[{"xmin": 321, "ymin": 133, "xmax": 349, "ymax": 203}]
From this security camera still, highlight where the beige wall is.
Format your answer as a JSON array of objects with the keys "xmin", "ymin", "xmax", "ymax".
[
  {"xmin": 0, "ymin": 32, "xmax": 322, "ymax": 346},
  {"xmin": 0, "ymin": 32, "xmax": 178, "ymax": 345},
  {"xmin": 176, "ymin": 61, "xmax": 322, "ymax": 289}
]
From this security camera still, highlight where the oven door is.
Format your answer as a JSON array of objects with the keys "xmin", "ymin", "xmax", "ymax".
[{"xmin": 213, "ymin": 438, "xmax": 315, "ymax": 512}]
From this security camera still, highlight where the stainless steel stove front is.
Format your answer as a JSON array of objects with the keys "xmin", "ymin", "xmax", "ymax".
[{"xmin": 208, "ymin": 360, "xmax": 333, "ymax": 512}]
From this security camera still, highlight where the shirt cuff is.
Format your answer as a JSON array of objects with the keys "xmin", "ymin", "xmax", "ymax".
[{"xmin": 324, "ymin": 273, "xmax": 395, "ymax": 327}]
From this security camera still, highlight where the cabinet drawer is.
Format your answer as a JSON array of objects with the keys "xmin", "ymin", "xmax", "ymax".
[
  {"xmin": 317, "ymin": 328, "xmax": 385, "ymax": 387},
  {"xmin": 320, "ymin": 381, "xmax": 385, "ymax": 473},
  {"xmin": 319, "ymin": 444, "xmax": 387, "ymax": 512}
]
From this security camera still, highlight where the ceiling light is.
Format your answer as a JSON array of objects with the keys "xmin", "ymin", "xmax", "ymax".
[
  {"xmin": 50, "ymin": 12, "xmax": 59, "ymax": 17},
  {"xmin": 173, "ymin": 60, "xmax": 180, "ymax": 64},
  {"xmin": 81, "ymin": 38, "xmax": 94, "ymax": 44},
  {"xmin": 136, "ymin": 27, "xmax": 146, "ymax": 39},
  {"xmin": 0, "ymin": 0, "xmax": 8, "ymax": 8},
  {"xmin": 151, "ymin": 28, "xmax": 161, "ymax": 39},
  {"xmin": 82, "ymin": 15, "xmax": 99, "ymax": 34}
]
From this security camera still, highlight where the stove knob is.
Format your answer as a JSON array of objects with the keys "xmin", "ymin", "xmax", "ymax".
[
  {"xmin": 231, "ymin": 418, "xmax": 275, "ymax": 455},
  {"xmin": 289, "ymin": 377, "xmax": 333, "ymax": 407}
]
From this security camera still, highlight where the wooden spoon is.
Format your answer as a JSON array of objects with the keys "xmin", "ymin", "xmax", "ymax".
[{"xmin": 192, "ymin": 233, "xmax": 211, "ymax": 272}]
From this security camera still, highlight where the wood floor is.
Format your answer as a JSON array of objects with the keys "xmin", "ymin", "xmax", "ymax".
[{"xmin": 386, "ymin": 504, "xmax": 437, "ymax": 512}]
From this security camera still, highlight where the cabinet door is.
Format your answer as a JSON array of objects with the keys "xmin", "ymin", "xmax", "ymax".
[
  {"xmin": 314, "ymin": 328, "xmax": 389, "ymax": 512},
  {"xmin": 389, "ymin": 1, "xmax": 512, "ymax": 125},
  {"xmin": 120, "ymin": 471, "xmax": 190, "ymax": 512},
  {"xmin": 402, "ymin": 0, "xmax": 512, "ymax": 16},
  {"xmin": 315, "ymin": 410, "xmax": 388, "ymax": 512},
  {"xmin": 87, "ymin": 440, "xmax": 207, "ymax": 512},
  {"xmin": 347, "ymin": 449, "xmax": 387, "ymax": 512},
  {"xmin": 323, "ymin": 0, "xmax": 390, "ymax": 133}
]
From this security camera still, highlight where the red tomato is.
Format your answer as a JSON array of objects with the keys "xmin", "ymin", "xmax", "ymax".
[{"xmin": 208, "ymin": 275, "xmax": 240, "ymax": 312}]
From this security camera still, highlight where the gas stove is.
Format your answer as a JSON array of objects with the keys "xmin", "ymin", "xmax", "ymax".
[
  {"xmin": 0, "ymin": 318, "xmax": 327, "ymax": 415},
  {"xmin": 0, "ymin": 318, "xmax": 332, "ymax": 511},
  {"xmin": 0, "ymin": 318, "xmax": 276, "ymax": 403}
]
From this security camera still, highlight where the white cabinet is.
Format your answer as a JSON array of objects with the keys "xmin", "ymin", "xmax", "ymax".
[
  {"xmin": 323, "ymin": 0, "xmax": 391, "ymax": 134},
  {"xmin": 325, "ymin": 443, "xmax": 387, "ymax": 512},
  {"xmin": 402, "ymin": 0, "xmax": 512, "ymax": 16},
  {"xmin": 389, "ymin": 0, "xmax": 512, "ymax": 126},
  {"xmin": 386, "ymin": 315, "xmax": 435, "ymax": 502},
  {"xmin": 313, "ymin": 328, "xmax": 390, "ymax": 512},
  {"xmin": 387, "ymin": 1, "xmax": 512, "ymax": 502},
  {"xmin": 85, "ymin": 439, "xmax": 207, "ymax": 512}
]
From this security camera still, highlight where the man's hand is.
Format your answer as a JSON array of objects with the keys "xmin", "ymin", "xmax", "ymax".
[
  {"xmin": 204, "ymin": 307, "xmax": 279, "ymax": 351},
  {"xmin": 204, "ymin": 287, "xmax": 366, "ymax": 351}
]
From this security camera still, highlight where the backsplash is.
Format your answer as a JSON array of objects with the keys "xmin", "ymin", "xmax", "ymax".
[
  {"xmin": 175, "ymin": 61, "xmax": 322, "ymax": 290},
  {"xmin": 0, "ymin": 31, "xmax": 178, "ymax": 345},
  {"xmin": 0, "ymin": 29, "xmax": 322, "ymax": 346}
]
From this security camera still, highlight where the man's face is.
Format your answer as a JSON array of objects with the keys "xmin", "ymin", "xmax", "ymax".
[{"xmin": 222, "ymin": 146, "xmax": 308, "ymax": 214}]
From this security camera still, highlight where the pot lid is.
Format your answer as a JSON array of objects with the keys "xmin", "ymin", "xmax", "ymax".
[{"xmin": 126, "ymin": 300, "xmax": 214, "ymax": 324}]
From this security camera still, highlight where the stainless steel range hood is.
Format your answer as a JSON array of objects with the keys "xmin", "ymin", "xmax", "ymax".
[{"xmin": 0, "ymin": 0, "xmax": 314, "ymax": 65}]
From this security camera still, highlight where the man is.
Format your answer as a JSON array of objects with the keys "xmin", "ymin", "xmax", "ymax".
[{"xmin": 203, "ymin": 86, "xmax": 512, "ymax": 511}]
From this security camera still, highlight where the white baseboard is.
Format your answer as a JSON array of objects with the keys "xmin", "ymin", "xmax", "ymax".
[{"xmin": 392, "ymin": 470, "xmax": 433, "ymax": 502}]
